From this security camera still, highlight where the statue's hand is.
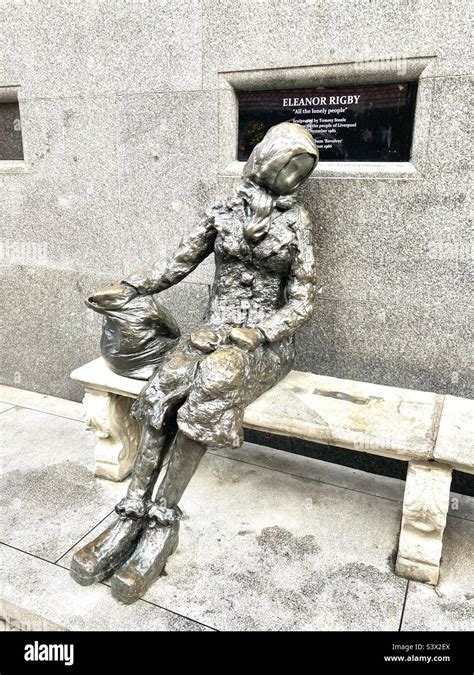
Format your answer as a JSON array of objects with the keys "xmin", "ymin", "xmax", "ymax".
[
  {"xmin": 229, "ymin": 327, "xmax": 265, "ymax": 352},
  {"xmin": 189, "ymin": 328, "xmax": 222, "ymax": 353},
  {"xmin": 86, "ymin": 282, "xmax": 138, "ymax": 310}
]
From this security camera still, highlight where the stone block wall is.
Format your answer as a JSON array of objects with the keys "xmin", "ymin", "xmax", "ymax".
[{"xmin": 1, "ymin": 0, "xmax": 471, "ymax": 408}]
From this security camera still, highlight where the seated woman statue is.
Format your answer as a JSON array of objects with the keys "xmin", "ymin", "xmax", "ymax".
[{"xmin": 71, "ymin": 122, "xmax": 319, "ymax": 603}]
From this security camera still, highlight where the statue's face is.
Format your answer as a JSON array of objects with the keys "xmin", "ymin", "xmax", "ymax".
[{"xmin": 272, "ymin": 152, "xmax": 316, "ymax": 195}]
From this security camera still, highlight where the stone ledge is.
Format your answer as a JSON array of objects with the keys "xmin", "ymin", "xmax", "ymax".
[{"xmin": 222, "ymin": 160, "xmax": 421, "ymax": 181}]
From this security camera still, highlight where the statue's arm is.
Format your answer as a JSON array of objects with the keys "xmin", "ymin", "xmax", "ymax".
[
  {"xmin": 123, "ymin": 213, "xmax": 216, "ymax": 295},
  {"xmin": 256, "ymin": 208, "xmax": 317, "ymax": 342}
]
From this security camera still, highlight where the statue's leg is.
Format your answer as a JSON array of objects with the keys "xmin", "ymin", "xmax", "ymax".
[
  {"xmin": 153, "ymin": 430, "xmax": 207, "ymax": 507},
  {"xmin": 115, "ymin": 425, "xmax": 172, "ymax": 514},
  {"xmin": 111, "ymin": 431, "xmax": 206, "ymax": 603},
  {"xmin": 70, "ymin": 425, "xmax": 170, "ymax": 586},
  {"xmin": 110, "ymin": 347, "xmax": 246, "ymax": 603}
]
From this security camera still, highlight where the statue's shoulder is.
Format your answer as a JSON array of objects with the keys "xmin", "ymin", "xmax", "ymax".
[
  {"xmin": 286, "ymin": 203, "xmax": 312, "ymax": 234},
  {"xmin": 204, "ymin": 195, "xmax": 237, "ymax": 221}
]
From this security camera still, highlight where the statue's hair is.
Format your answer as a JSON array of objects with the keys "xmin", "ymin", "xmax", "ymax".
[{"xmin": 238, "ymin": 180, "xmax": 295, "ymax": 242}]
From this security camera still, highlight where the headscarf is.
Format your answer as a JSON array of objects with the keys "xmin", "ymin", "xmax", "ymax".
[{"xmin": 238, "ymin": 122, "xmax": 319, "ymax": 241}]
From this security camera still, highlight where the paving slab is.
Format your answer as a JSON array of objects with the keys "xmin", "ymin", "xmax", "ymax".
[
  {"xmin": 60, "ymin": 450, "xmax": 407, "ymax": 631},
  {"xmin": 401, "ymin": 516, "xmax": 474, "ymax": 631},
  {"xmin": 0, "ymin": 407, "xmax": 127, "ymax": 562},
  {"xmin": 0, "ymin": 403, "xmax": 14, "ymax": 414},
  {"xmin": 212, "ymin": 443, "xmax": 474, "ymax": 522},
  {"xmin": 212, "ymin": 441, "xmax": 407, "ymax": 503},
  {"xmin": 1, "ymin": 545, "xmax": 210, "ymax": 632},
  {"xmin": 0, "ymin": 385, "xmax": 84, "ymax": 421}
]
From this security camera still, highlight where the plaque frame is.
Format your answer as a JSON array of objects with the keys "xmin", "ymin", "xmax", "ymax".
[
  {"xmin": 217, "ymin": 56, "xmax": 435, "ymax": 181},
  {"xmin": 0, "ymin": 85, "xmax": 27, "ymax": 175}
]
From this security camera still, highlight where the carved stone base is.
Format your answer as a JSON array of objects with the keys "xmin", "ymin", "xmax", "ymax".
[
  {"xmin": 82, "ymin": 389, "xmax": 141, "ymax": 481},
  {"xmin": 396, "ymin": 460, "xmax": 452, "ymax": 585}
]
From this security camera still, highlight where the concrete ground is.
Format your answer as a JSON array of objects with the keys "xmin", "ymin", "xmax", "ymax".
[{"xmin": 1, "ymin": 385, "xmax": 472, "ymax": 632}]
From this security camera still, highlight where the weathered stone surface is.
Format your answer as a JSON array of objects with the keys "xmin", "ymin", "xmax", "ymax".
[
  {"xmin": 426, "ymin": 76, "xmax": 472, "ymax": 177},
  {"xmin": 1, "ymin": 95, "xmax": 123, "ymax": 276},
  {"xmin": 295, "ymin": 297, "xmax": 473, "ymax": 399},
  {"xmin": 0, "ymin": 385, "xmax": 84, "ymax": 421},
  {"xmin": 303, "ymin": 175, "xmax": 472, "ymax": 310},
  {"xmin": 396, "ymin": 461, "xmax": 452, "ymax": 585},
  {"xmin": 245, "ymin": 371, "xmax": 439, "ymax": 461},
  {"xmin": 435, "ymin": 396, "xmax": 474, "ymax": 474},
  {"xmin": 214, "ymin": 440, "xmax": 474, "ymax": 522},
  {"xmin": 1, "ymin": 92, "xmax": 218, "ymax": 279},
  {"xmin": 0, "ymin": 1, "xmax": 203, "ymax": 99},
  {"xmin": 81, "ymin": 389, "xmax": 141, "ymax": 481},
  {"xmin": 401, "ymin": 515, "xmax": 474, "ymax": 631},
  {"xmin": 116, "ymin": 91, "xmax": 219, "ymax": 285},
  {"xmin": 203, "ymin": 0, "xmax": 471, "ymax": 87},
  {"xmin": 1, "ymin": 545, "xmax": 208, "ymax": 631},
  {"xmin": 1, "ymin": 598, "xmax": 65, "ymax": 632},
  {"xmin": 0, "ymin": 407, "xmax": 126, "ymax": 561},
  {"xmin": 0, "ymin": 265, "xmax": 110, "ymax": 401},
  {"xmin": 212, "ymin": 439, "xmax": 407, "ymax": 504},
  {"xmin": 60, "ymin": 449, "xmax": 407, "ymax": 631},
  {"xmin": 71, "ymin": 358, "xmax": 144, "ymax": 399}
]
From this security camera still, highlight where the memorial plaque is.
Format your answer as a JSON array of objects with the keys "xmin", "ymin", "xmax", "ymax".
[{"xmin": 238, "ymin": 81, "xmax": 417, "ymax": 162}]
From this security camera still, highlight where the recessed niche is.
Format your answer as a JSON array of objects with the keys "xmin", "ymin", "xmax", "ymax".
[
  {"xmin": 218, "ymin": 57, "xmax": 435, "ymax": 178},
  {"xmin": 0, "ymin": 89, "xmax": 24, "ymax": 161}
]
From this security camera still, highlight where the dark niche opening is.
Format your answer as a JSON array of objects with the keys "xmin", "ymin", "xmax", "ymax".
[
  {"xmin": 238, "ymin": 81, "xmax": 418, "ymax": 163},
  {"xmin": 0, "ymin": 100, "xmax": 24, "ymax": 161}
]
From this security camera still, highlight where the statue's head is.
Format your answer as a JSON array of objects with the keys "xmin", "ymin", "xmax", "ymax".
[{"xmin": 242, "ymin": 122, "xmax": 319, "ymax": 197}]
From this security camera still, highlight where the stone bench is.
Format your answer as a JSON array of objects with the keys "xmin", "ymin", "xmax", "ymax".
[{"xmin": 71, "ymin": 357, "xmax": 473, "ymax": 586}]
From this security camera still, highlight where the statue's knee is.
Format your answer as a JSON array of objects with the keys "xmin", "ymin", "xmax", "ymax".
[
  {"xmin": 156, "ymin": 351, "xmax": 191, "ymax": 390},
  {"xmin": 198, "ymin": 348, "xmax": 246, "ymax": 394}
]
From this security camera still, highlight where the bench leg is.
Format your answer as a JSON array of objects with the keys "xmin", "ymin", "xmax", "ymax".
[
  {"xmin": 396, "ymin": 460, "xmax": 452, "ymax": 585},
  {"xmin": 82, "ymin": 389, "xmax": 141, "ymax": 481}
]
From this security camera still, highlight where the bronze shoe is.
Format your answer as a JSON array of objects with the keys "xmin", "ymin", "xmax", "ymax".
[
  {"xmin": 110, "ymin": 520, "xmax": 179, "ymax": 604},
  {"xmin": 70, "ymin": 516, "xmax": 145, "ymax": 586}
]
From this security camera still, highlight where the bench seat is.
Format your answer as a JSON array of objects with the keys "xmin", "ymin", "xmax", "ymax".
[{"xmin": 71, "ymin": 356, "xmax": 473, "ymax": 586}]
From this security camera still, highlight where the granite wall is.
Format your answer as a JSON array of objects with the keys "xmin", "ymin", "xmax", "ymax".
[{"xmin": 1, "ymin": 3, "xmax": 471, "ymax": 414}]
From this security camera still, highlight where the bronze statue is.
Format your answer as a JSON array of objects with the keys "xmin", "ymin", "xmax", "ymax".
[{"xmin": 71, "ymin": 122, "xmax": 319, "ymax": 603}]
